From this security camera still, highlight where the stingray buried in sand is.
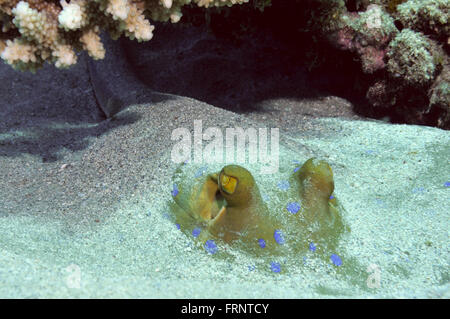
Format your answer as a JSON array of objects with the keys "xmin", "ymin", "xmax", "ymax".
[{"xmin": 169, "ymin": 158, "xmax": 350, "ymax": 259}]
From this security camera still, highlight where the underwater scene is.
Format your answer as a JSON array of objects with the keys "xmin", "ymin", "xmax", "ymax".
[{"xmin": 0, "ymin": 0, "xmax": 449, "ymax": 299}]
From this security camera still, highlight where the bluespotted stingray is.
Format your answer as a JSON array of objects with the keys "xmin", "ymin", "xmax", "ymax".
[{"xmin": 169, "ymin": 158, "xmax": 351, "ymax": 263}]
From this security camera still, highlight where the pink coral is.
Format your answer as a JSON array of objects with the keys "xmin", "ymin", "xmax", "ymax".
[
  {"xmin": 360, "ymin": 46, "xmax": 386, "ymax": 73},
  {"xmin": 328, "ymin": 6, "xmax": 397, "ymax": 74}
]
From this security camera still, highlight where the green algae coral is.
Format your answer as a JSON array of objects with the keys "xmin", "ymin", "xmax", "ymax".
[
  {"xmin": 429, "ymin": 70, "xmax": 450, "ymax": 127},
  {"xmin": 331, "ymin": 4, "xmax": 398, "ymax": 73},
  {"xmin": 387, "ymin": 29, "xmax": 437, "ymax": 86},
  {"xmin": 430, "ymin": 81, "xmax": 449, "ymax": 106},
  {"xmin": 396, "ymin": 0, "xmax": 449, "ymax": 38},
  {"xmin": 342, "ymin": 4, "xmax": 397, "ymax": 37}
]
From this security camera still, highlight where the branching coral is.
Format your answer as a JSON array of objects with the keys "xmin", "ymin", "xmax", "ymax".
[
  {"xmin": 58, "ymin": 0, "xmax": 88, "ymax": 31},
  {"xmin": 1, "ymin": 1, "xmax": 63, "ymax": 71},
  {"xmin": 0, "ymin": 0, "xmax": 249, "ymax": 71}
]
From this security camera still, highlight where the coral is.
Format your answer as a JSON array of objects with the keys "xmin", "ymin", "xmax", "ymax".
[
  {"xmin": 253, "ymin": 0, "xmax": 271, "ymax": 11},
  {"xmin": 430, "ymin": 80, "xmax": 450, "ymax": 107},
  {"xmin": 428, "ymin": 66, "xmax": 450, "ymax": 127},
  {"xmin": 329, "ymin": 4, "xmax": 398, "ymax": 73},
  {"xmin": 79, "ymin": 27, "xmax": 105, "ymax": 60},
  {"xmin": 1, "ymin": 38, "xmax": 39, "ymax": 71},
  {"xmin": 396, "ymin": 0, "xmax": 449, "ymax": 38},
  {"xmin": 144, "ymin": 0, "xmax": 190, "ymax": 23},
  {"xmin": 386, "ymin": 29, "xmax": 437, "ymax": 86},
  {"xmin": 1, "ymin": 2, "xmax": 58, "ymax": 70},
  {"xmin": 0, "ymin": 0, "xmax": 448, "ymax": 127},
  {"xmin": 366, "ymin": 79, "xmax": 395, "ymax": 108},
  {"xmin": 375, "ymin": 0, "xmax": 408, "ymax": 14},
  {"xmin": 342, "ymin": 3, "xmax": 398, "ymax": 37},
  {"xmin": 365, "ymin": 27, "xmax": 448, "ymax": 128},
  {"xmin": 305, "ymin": 0, "xmax": 346, "ymax": 34},
  {"xmin": 52, "ymin": 42, "xmax": 76, "ymax": 67},
  {"xmin": 312, "ymin": 1, "xmax": 448, "ymax": 127},
  {"xmin": 0, "ymin": 0, "xmax": 249, "ymax": 71},
  {"xmin": 58, "ymin": 0, "xmax": 88, "ymax": 31},
  {"xmin": 120, "ymin": 2, "xmax": 154, "ymax": 41}
]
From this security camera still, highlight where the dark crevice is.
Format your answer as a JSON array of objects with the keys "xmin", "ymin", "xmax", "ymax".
[
  {"xmin": 345, "ymin": 0, "xmax": 358, "ymax": 12},
  {"xmin": 394, "ymin": 20, "xmax": 404, "ymax": 31}
]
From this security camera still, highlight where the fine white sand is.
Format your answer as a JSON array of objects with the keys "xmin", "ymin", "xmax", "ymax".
[{"xmin": 0, "ymin": 98, "xmax": 448, "ymax": 298}]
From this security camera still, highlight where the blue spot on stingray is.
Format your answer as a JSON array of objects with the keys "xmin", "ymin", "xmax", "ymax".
[
  {"xmin": 294, "ymin": 167, "xmax": 300, "ymax": 173},
  {"xmin": 331, "ymin": 254, "xmax": 342, "ymax": 266},
  {"xmin": 261, "ymin": 193, "xmax": 270, "ymax": 202},
  {"xmin": 444, "ymin": 181, "xmax": 450, "ymax": 187},
  {"xmin": 248, "ymin": 265, "xmax": 256, "ymax": 271},
  {"xmin": 271, "ymin": 262, "xmax": 281, "ymax": 273},
  {"xmin": 171, "ymin": 184, "xmax": 179, "ymax": 197},
  {"xmin": 146, "ymin": 210, "xmax": 152, "ymax": 217},
  {"xmin": 274, "ymin": 230, "xmax": 285, "ymax": 245},
  {"xmin": 194, "ymin": 166, "xmax": 208, "ymax": 178},
  {"xmin": 303, "ymin": 257, "xmax": 307, "ymax": 265},
  {"xmin": 424, "ymin": 209, "xmax": 436, "ymax": 216},
  {"xmin": 309, "ymin": 242, "xmax": 316, "ymax": 252},
  {"xmin": 329, "ymin": 195, "xmax": 334, "ymax": 200},
  {"xmin": 204, "ymin": 240, "xmax": 218, "ymax": 254},
  {"xmin": 412, "ymin": 187, "xmax": 426, "ymax": 193},
  {"xmin": 375, "ymin": 198, "xmax": 387, "ymax": 208},
  {"xmin": 192, "ymin": 228, "xmax": 201, "ymax": 238},
  {"xmin": 287, "ymin": 202, "xmax": 301, "ymax": 214},
  {"xmin": 175, "ymin": 223, "xmax": 180, "ymax": 230},
  {"xmin": 277, "ymin": 181, "xmax": 290, "ymax": 191},
  {"xmin": 258, "ymin": 239, "xmax": 266, "ymax": 248},
  {"xmin": 365, "ymin": 150, "xmax": 376, "ymax": 155}
]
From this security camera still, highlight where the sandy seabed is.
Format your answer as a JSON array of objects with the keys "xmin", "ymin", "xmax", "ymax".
[{"xmin": 0, "ymin": 24, "xmax": 448, "ymax": 298}]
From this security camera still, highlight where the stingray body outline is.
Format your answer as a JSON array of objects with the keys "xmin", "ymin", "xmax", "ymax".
[{"xmin": 170, "ymin": 158, "xmax": 350, "ymax": 257}]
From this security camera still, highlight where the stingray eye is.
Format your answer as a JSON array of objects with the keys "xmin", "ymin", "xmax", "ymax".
[{"xmin": 220, "ymin": 174, "xmax": 238, "ymax": 194}]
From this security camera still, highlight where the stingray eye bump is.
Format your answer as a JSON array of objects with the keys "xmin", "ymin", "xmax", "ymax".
[
  {"xmin": 222, "ymin": 175, "xmax": 230, "ymax": 185},
  {"xmin": 220, "ymin": 174, "xmax": 238, "ymax": 194}
]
